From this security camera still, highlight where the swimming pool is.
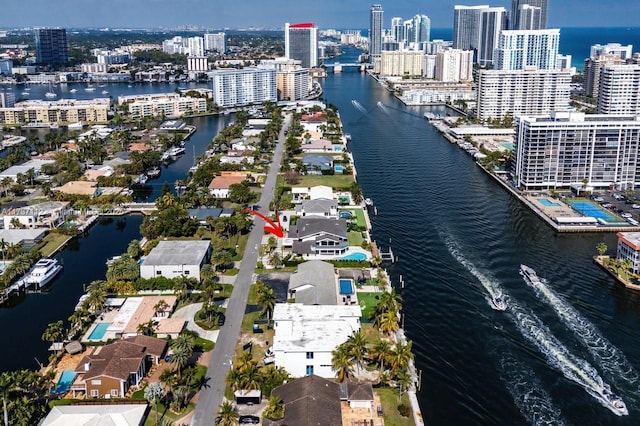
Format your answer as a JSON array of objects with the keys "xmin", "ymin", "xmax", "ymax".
[
  {"xmin": 339, "ymin": 211, "xmax": 354, "ymax": 218},
  {"xmin": 88, "ymin": 322, "xmax": 110, "ymax": 340},
  {"xmin": 340, "ymin": 252, "xmax": 367, "ymax": 261},
  {"xmin": 53, "ymin": 369, "xmax": 77, "ymax": 394},
  {"xmin": 566, "ymin": 200, "xmax": 621, "ymax": 222},
  {"xmin": 335, "ymin": 165, "xmax": 344, "ymax": 173},
  {"xmin": 339, "ymin": 279, "xmax": 354, "ymax": 295},
  {"xmin": 538, "ymin": 198, "xmax": 560, "ymax": 207}
]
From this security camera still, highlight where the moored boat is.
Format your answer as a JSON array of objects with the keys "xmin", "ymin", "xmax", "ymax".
[
  {"xmin": 132, "ymin": 174, "xmax": 148, "ymax": 186},
  {"xmin": 146, "ymin": 166, "xmax": 161, "ymax": 178},
  {"xmin": 22, "ymin": 258, "xmax": 63, "ymax": 289}
]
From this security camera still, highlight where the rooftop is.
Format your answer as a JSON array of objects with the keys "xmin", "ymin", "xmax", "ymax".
[{"xmin": 142, "ymin": 240, "xmax": 210, "ymax": 266}]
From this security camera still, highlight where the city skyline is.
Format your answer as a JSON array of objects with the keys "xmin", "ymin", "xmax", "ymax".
[{"xmin": 2, "ymin": 0, "xmax": 640, "ymax": 30}]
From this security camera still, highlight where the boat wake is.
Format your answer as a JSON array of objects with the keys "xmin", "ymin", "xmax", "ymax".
[
  {"xmin": 376, "ymin": 101, "xmax": 390, "ymax": 114},
  {"xmin": 351, "ymin": 99, "xmax": 367, "ymax": 114},
  {"xmin": 496, "ymin": 344, "xmax": 566, "ymax": 426},
  {"xmin": 510, "ymin": 302, "xmax": 628, "ymax": 416},
  {"xmin": 444, "ymin": 236, "xmax": 506, "ymax": 310},
  {"xmin": 521, "ymin": 268, "xmax": 639, "ymax": 393}
]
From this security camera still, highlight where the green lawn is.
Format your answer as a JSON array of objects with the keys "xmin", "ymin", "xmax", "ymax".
[
  {"xmin": 377, "ymin": 387, "xmax": 416, "ymax": 426},
  {"xmin": 297, "ymin": 174, "xmax": 355, "ymax": 189},
  {"xmin": 348, "ymin": 231, "xmax": 363, "ymax": 246},
  {"xmin": 37, "ymin": 233, "xmax": 72, "ymax": 257},
  {"xmin": 357, "ymin": 292, "xmax": 379, "ymax": 323}
]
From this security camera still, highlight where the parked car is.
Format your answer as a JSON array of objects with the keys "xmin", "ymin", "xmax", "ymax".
[
  {"xmin": 633, "ymin": 204, "xmax": 640, "ymax": 209},
  {"xmin": 621, "ymin": 213, "xmax": 633, "ymax": 218},
  {"xmin": 239, "ymin": 415, "xmax": 260, "ymax": 424},
  {"xmin": 217, "ymin": 313, "xmax": 226, "ymax": 327},
  {"xmin": 593, "ymin": 197, "xmax": 605, "ymax": 202}
]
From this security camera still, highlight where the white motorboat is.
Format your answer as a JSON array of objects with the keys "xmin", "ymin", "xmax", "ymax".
[
  {"xmin": 45, "ymin": 91, "xmax": 57, "ymax": 98},
  {"xmin": 85, "ymin": 87, "xmax": 96, "ymax": 92},
  {"xmin": 105, "ymin": 255, "xmax": 122, "ymax": 265},
  {"xmin": 145, "ymin": 166, "xmax": 161, "ymax": 178},
  {"xmin": 69, "ymin": 88, "xmax": 78, "ymax": 93},
  {"xmin": 22, "ymin": 258, "xmax": 63, "ymax": 288},
  {"xmin": 166, "ymin": 146, "xmax": 186, "ymax": 157},
  {"xmin": 364, "ymin": 198, "xmax": 373, "ymax": 206},
  {"xmin": 520, "ymin": 264, "xmax": 541, "ymax": 285},
  {"xmin": 602, "ymin": 387, "xmax": 628, "ymax": 416},
  {"xmin": 490, "ymin": 296, "xmax": 507, "ymax": 311},
  {"xmin": 132, "ymin": 174, "xmax": 148, "ymax": 186},
  {"xmin": 101, "ymin": 90, "xmax": 109, "ymax": 95}
]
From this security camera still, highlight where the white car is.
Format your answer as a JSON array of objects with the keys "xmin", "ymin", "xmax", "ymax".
[
  {"xmin": 594, "ymin": 197, "xmax": 604, "ymax": 202},
  {"xmin": 621, "ymin": 213, "xmax": 633, "ymax": 218},
  {"xmin": 633, "ymin": 204, "xmax": 640, "ymax": 209}
]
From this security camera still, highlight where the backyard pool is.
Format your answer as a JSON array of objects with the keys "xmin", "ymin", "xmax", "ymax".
[
  {"xmin": 339, "ymin": 211, "xmax": 354, "ymax": 218},
  {"xmin": 339, "ymin": 279, "xmax": 354, "ymax": 295},
  {"xmin": 52, "ymin": 369, "xmax": 77, "ymax": 394},
  {"xmin": 339, "ymin": 252, "xmax": 368, "ymax": 261},
  {"xmin": 566, "ymin": 200, "xmax": 621, "ymax": 222},
  {"xmin": 88, "ymin": 322, "xmax": 110, "ymax": 340},
  {"xmin": 334, "ymin": 165, "xmax": 344, "ymax": 173}
]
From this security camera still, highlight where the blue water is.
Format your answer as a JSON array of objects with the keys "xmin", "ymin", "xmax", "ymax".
[
  {"xmin": 340, "ymin": 252, "xmax": 367, "ymax": 261},
  {"xmin": 339, "ymin": 211, "xmax": 353, "ymax": 218},
  {"xmin": 335, "ymin": 165, "xmax": 344, "ymax": 173},
  {"xmin": 566, "ymin": 200, "xmax": 619, "ymax": 221},
  {"xmin": 53, "ymin": 369, "xmax": 76, "ymax": 394},
  {"xmin": 339, "ymin": 279, "xmax": 354, "ymax": 295},
  {"xmin": 538, "ymin": 199, "xmax": 560, "ymax": 207},
  {"xmin": 88, "ymin": 322, "xmax": 109, "ymax": 340}
]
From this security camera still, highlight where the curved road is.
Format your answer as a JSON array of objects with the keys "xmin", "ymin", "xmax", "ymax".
[{"xmin": 190, "ymin": 114, "xmax": 290, "ymax": 425}]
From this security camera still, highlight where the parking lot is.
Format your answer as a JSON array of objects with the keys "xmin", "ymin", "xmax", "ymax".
[{"xmin": 589, "ymin": 191, "xmax": 640, "ymax": 224}]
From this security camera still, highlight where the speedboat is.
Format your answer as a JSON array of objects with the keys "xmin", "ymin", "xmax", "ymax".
[
  {"xmin": 105, "ymin": 255, "xmax": 122, "ymax": 266},
  {"xmin": 364, "ymin": 198, "xmax": 373, "ymax": 206},
  {"xmin": 520, "ymin": 264, "xmax": 541, "ymax": 285},
  {"xmin": 23, "ymin": 258, "xmax": 63, "ymax": 289},
  {"xmin": 69, "ymin": 88, "xmax": 78, "ymax": 93},
  {"xmin": 146, "ymin": 166, "xmax": 161, "ymax": 178},
  {"xmin": 490, "ymin": 296, "xmax": 507, "ymax": 311},
  {"xmin": 603, "ymin": 388, "xmax": 628, "ymax": 416}
]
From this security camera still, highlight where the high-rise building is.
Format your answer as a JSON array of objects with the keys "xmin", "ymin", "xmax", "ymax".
[
  {"xmin": 514, "ymin": 4, "xmax": 542, "ymax": 30},
  {"xmin": 262, "ymin": 58, "xmax": 310, "ymax": 101},
  {"xmin": 186, "ymin": 37, "xmax": 204, "ymax": 57},
  {"xmin": 377, "ymin": 51, "xmax": 425, "ymax": 77},
  {"xmin": 204, "ymin": 32, "xmax": 226, "ymax": 54},
  {"xmin": 477, "ymin": 7, "xmax": 508, "ymax": 66},
  {"xmin": 583, "ymin": 54, "xmax": 626, "ymax": 97},
  {"xmin": 391, "ymin": 17, "xmax": 403, "ymax": 42},
  {"xmin": 590, "ymin": 43, "xmax": 633, "ymax": 60},
  {"xmin": 34, "ymin": 28, "xmax": 68, "ymax": 66},
  {"xmin": 494, "ymin": 29, "xmax": 560, "ymax": 70},
  {"xmin": 210, "ymin": 67, "xmax": 277, "ymax": 108},
  {"xmin": 511, "ymin": 0, "xmax": 548, "ymax": 30},
  {"xmin": 436, "ymin": 49, "xmax": 474, "ymax": 82},
  {"xmin": 476, "ymin": 69, "xmax": 570, "ymax": 120},
  {"xmin": 513, "ymin": 112, "xmax": 640, "ymax": 191},
  {"xmin": 0, "ymin": 92, "xmax": 15, "ymax": 108},
  {"xmin": 285, "ymin": 22, "xmax": 319, "ymax": 69},
  {"xmin": 409, "ymin": 14, "xmax": 431, "ymax": 47},
  {"xmin": 0, "ymin": 59, "xmax": 13, "ymax": 76},
  {"xmin": 187, "ymin": 56, "xmax": 208, "ymax": 73},
  {"xmin": 597, "ymin": 65, "xmax": 640, "ymax": 114},
  {"xmin": 369, "ymin": 4, "xmax": 384, "ymax": 61},
  {"xmin": 453, "ymin": 5, "xmax": 489, "ymax": 52}
]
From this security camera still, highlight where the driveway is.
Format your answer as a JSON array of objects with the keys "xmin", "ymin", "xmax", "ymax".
[{"xmin": 172, "ymin": 302, "xmax": 220, "ymax": 342}]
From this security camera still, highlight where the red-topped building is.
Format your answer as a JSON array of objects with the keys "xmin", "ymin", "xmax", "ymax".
[{"xmin": 285, "ymin": 22, "xmax": 318, "ymax": 69}]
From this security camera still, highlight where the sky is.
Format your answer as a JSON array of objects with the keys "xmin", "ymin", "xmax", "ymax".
[{"xmin": 3, "ymin": 0, "xmax": 640, "ymax": 30}]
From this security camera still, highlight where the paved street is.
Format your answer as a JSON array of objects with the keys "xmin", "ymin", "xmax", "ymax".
[{"xmin": 190, "ymin": 114, "xmax": 290, "ymax": 425}]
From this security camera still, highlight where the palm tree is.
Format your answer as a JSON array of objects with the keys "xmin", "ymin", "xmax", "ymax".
[
  {"xmin": 0, "ymin": 239, "xmax": 6, "ymax": 261},
  {"xmin": 331, "ymin": 344, "xmax": 354, "ymax": 382},
  {"xmin": 369, "ymin": 340, "xmax": 390, "ymax": 373},
  {"xmin": 263, "ymin": 395, "xmax": 284, "ymax": 420},
  {"xmin": 596, "ymin": 242, "xmax": 607, "ymax": 256},
  {"xmin": 144, "ymin": 382, "xmax": 166, "ymax": 425},
  {"xmin": 216, "ymin": 400, "xmax": 238, "ymax": 426},
  {"xmin": 170, "ymin": 348, "xmax": 191, "ymax": 377},
  {"xmin": 127, "ymin": 240, "xmax": 142, "ymax": 258},
  {"xmin": 0, "ymin": 371, "xmax": 15, "ymax": 426},
  {"xmin": 137, "ymin": 320, "xmax": 156, "ymax": 336},
  {"xmin": 171, "ymin": 333, "xmax": 195, "ymax": 357},
  {"xmin": 388, "ymin": 341, "xmax": 414, "ymax": 375},
  {"xmin": 153, "ymin": 299, "xmax": 168, "ymax": 317},
  {"xmin": 346, "ymin": 330, "xmax": 369, "ymax": 375},
  {"xmin": 378, "ymin": 311, "xmax": 400, "ymax": 336},
  {"xmin": 256, "ymin": 285, "xmax": 276, "ymax": 326},
  {"xmin": 396, "ymin": 369, "xmax": 412, "ymax": 400},
  {"xmin": 41, "ymin": 320, "xmax": 64, "ymax": 347}
]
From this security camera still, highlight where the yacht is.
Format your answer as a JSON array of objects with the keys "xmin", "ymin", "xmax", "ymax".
[
  {"xmin": 69, "ymin": 88, "xmax": 78, "ymax": 93},
  {"xmin": 22, "ymin": 258, "xmax": 63, "ymax": 289},
  {"xmin": 101, "ymin": 90, "xmax": 109, "ymax": 95},
  {"xmin": 45, "ymin": 82, "xmax": 56, "ymax": 98},
  {"xmin": 145, "ymin": 166, "xmax": 161, "ymax": 178},
  {"xmin": 166, "ymin": 146, "xmax": 186, "ymax": 157},
  {"xmin": 21, "ymin": 91, "xmax": 30, "ymax": 96},
  {"xmin": 490, "ymin": 296, "xmax": 507, "ymax": 311},
  {"xmin": 520, "ymin": 264, "xmax": 541, "ymax": 285},
  {"xmin": 132, "ymin": 174, "xmax": 148, "ymax": 186},
  {"xmin": 603, "ymin": 388, "xmax": 628, "ymax": 416},
  {"xmin": 364, "ymin": 198, "xmax": 373, "ymax": 206},
  {"xmin": 105, "ymin": 255, "xmax": 122, "ymax": 266},
  {"xmin": 85, "ymin": 86, "xmax": 96, "ymax": 92}
]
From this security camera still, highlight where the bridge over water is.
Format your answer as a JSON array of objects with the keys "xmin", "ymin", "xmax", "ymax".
[{"xmin": 323, "ymin": 62, "xmax": 368, "ymax": 73}]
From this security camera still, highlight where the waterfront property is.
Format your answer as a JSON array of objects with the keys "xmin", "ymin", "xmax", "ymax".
[
  {"xmin": 139, "ymin": 240, "xmax": 211, "ymax": 281},
  {"xmin": 616, "ymin": 232, "xmax": 640, "ymax": 273},
  {"xmin": 287, "ymin": 217, "xmax": 349, "ymax": 257},
  {"xmin": 0, "ymin": 98, "xmax": 110, "ymax": 125},
  {"xmin": 566, "ymin": 199, "xmax": 625, "ymax": 224},
  {"xmin": 3, "ymin": 201, "xmax": 73, "ymax": 229},
  {"xmin": 272, "ymin": 303, "xmax": 361, "ymax": 378},
  {"xmin": 41, "ymin": 404, "xmax": 148, "ymax": 426},
  {"xmin": 117, "ymin": 92, "xmax": 207, "ymax": 118},
  {"xmin": 288, "ymin": 260, "xmax": 338, "ymax": 305}
]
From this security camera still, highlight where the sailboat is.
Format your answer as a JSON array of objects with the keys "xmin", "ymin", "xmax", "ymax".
[
  {"xmin": 45, "ymin": 82, "xmax": 57, "ymax": 99},
  {"xmin": 188, "ymin": 146, "xmax": 198, "ymax": 173}
]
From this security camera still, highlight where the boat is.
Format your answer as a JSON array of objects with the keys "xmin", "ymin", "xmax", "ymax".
[
  {"xmin": 105, "ymin": 255, "xmax": 122, "ymax": 266},
  {"xmin": 49, "ymin": 123, "xmax": 59, "ymax": 130},
  {"xmin": 146, "ymin": 166, "xmax": 161, "ymax": 178},
  {"xmin": 101, "ymin": 90, "xmax": 109, "ymax": 95},
  {"xmin": 344, "ymin": 133, "xmax": 352, "ymax": 141},
  {"xmin": 364, "ymin": 198, "xmax": 373, "ymax": 206},
  {"xmin": 21, "ymin": 91, "xmax": 30, "ymax": 96},
  {"xmin": 69, "ymin": 88, "xmax": 78, "ymax": 93},
  {"xmin": 603, "ymin": 387, "xmax": 628, "ymax": 416},
  {"xmin": 45, "ymin": 82, "xmax": 57, "ymax": 98},
  {"xmin": 132, "ymin": 174, "xmax": 148, "ymax": 186},
  {"xmin": 520, "ymin": 264, "xmax": 541, "ymax": 285},
  {"xmin": 166, "ymin": 146, "xmax": 186, "ymax": 157},
  {"xmin": 490, "ymin": 296, "xmax": 507, "ymax": 311},
  {"xmin": 22, "ymin": 258, "xmax": 63, "ymax": 289},
  {"xmin": 85, "ymin": 87, "xmax": 96, "ymax": 92}
]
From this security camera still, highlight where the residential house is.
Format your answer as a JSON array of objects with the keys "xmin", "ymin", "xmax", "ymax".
[
  {"xmin": 0, "ymin": 158, "xmax": 55, "ymax": 183},
  {"xmin": 83, "ymin": 165, "xmax": 114, "ymax": 181},
  {"xmin": 220, "ymin": 150, "xmax": 255, "ymax": 165},
  {"xmin": 139, "ymin": 240, "xmax": 211, "ymax": 281},
  {"xmin": 300, "ymin": 138, "xmax": 340, "ymax": 153},
  {"xmin": 291, "ymin": 185, "xmax": 333, "ymax": 203},
  {"xmin": 54, "ymin": 180, "xmax": 99, "ymax": 197},
  {"xmin": 264, "ymin": 375, "xmax": 342, "ymax": 426},
  {"xmin": 230, "ymin": 138, "xmax": 256, "ymax": 152},
  {"xmin": 288, "ymin": 260, "xmax": 338, "ymax": 305},
  {"xmin": 0, "ymin": 229, "xmax": 46, "ymax": 246},
  {"xmin": 295, "ymin": 198, "xmax": 338, "ymax": 218},
  {"xmin": 272, "ymin": 304, "xmax": 361, "ymax": 378},
  {"xmin": 105, "ymin": 295, "xmax": 181, "ymax": 339},
  {"xmin": 302, "ymin": 154, "xmax": 333, "ymax": 175},
  {"xmin": 288, "ymin": 217, "xmax": 348, "ymax": 257},
  {"xmin": 3, "ymin": 201, "xmax": 72, "ymax": 229},
  {"xmin": 41, "ymin": 404, "xmax": 148, "ymax": 426},
  {"xmin": 340, "ymin": 382, "xmax": 375, "ymax": 410},
  {"xmin": 188, "ymin": 207, "xmax": 235, "ymax": 225},
  {"xmin": 208, "ymin": 172, "xmax": 250, "ymax": 198},
  {"xmin": 74, "ymin": 335, "xmax": 167, "ymax": 398}
]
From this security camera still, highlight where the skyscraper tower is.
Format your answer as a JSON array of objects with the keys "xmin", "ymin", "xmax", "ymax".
[
  {"xmin": 369, "ymin": 4, "xmax": 384, "ymax": 61},
  {"xmin": 453, "ymin": 5, "xmax": 489, "ymax": 51},
  {"xmin": 511, "ymin": 0, "xmax": 548, "ymax": 29},
  {"xmin": 34, "ymin": 28, "xmax": 68, "ymax": 67},
  {"xmin": 477, "ymin": 7, "xmax": 508, "ymax": 66},
  {"xmin": 284, "ymin": 23, "xmax": 318, "ymax": 69},
  {"xmin": 391, "ymin": 17, "xmax": 403, "ymax": 43}
]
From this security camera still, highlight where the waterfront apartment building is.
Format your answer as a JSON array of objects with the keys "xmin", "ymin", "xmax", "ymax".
[
  {"xmin": 117, "ymin": 93, "xmax": 206, "ymax": 118},
  {"xmin": 477, "ymin": 69, "xmax": 570, "ymax": 120},
  {"xmin": 0, "ymin": 92, "xmax": 15, "ymax": 108},
  {"xmin": 91, "ymin": 49, "xmax": 131, "ymax": 65},
  {"xmin": 591, "ymin": 43, "xmax": 633, "ymax": 60},
  {"xmin": 34, "ymin": 28, "xmax": 68, "ymax": 66},
  {"xmin": 452, "ymin": 5, "xmax": 488, "ymax": 52},
  {"xmin": 513, "ymin": 112, "xmax": 640, "ymax": 191},
  {"xmin": 204, "ymin": 32, "xmax": 226, "ymax": 53},
  {"xmin": 187, "ymin": 56, "xmax": 209, "ymax": 73},
  {"xmin": 494, "ymin": 29, "xmax": 560, "ymax": 70},
  {"xmin": 477, "ymin": 7, "xmax": 508, "ymax": 66},
  {"xmin": 0, "ymin": 59, "xmax": 13, "ymax": 76},
  {"xmin": 262, "ymin": 58, "xmax": 310, "ymax": 101},
  {"xmin": 616, "ymin": 232, "xmax": 640, "ymax": 274},
  {"xmin": 210, "ymin": 67, "xmax": 277, "ymax": 108},
  {"xmin": 597, "ymin": 65, "xmax": 640, "ymax": 114},
  {"xmin": 186, "ymin": 37, "xmax": 204, "ymax": 57},
  {"xmin": 0, "ymin": 98, "xmax": 110, "ymax": 125},
  {"xmin": 511, "ymin": 0, "xmax": 548, "ymax": 29},
  {"xmin": 369, "ymin": 4, "xmax": 384, "ymax": 61},
  {"xmin": 376, "ymin": 50, "xmax": 424, "ymax": 77},
  {"xmin": 583, "ymin": 54, "xmax": 627, "ymax": 97},
  {"xmin": 436, "ymin": 49, "xmax": 474, "ymax": 82},
  {"xmin": 285, "ymin": 23, "xmax": 318, "ymax": 69}
]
